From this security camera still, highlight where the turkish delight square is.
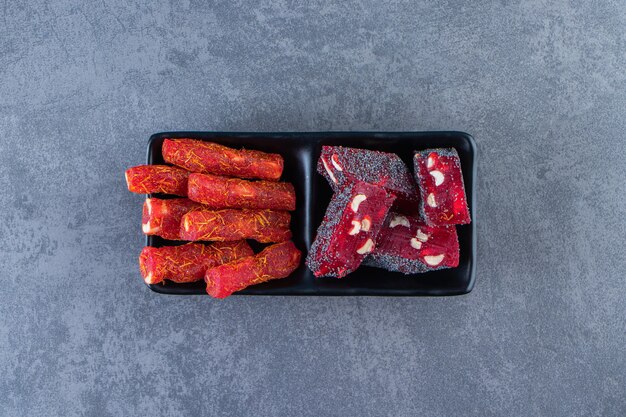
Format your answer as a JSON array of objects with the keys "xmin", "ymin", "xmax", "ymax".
[
  {"xmin": 414, "ymin": 148, "xmax": 470, "ymax": 226},
  {"xmin": 306, "ymin": 181, "xmax": 396, "ymax": 278},
  {"xmin": 317, "ymin": 146, "xmax": 419, "ymax": 205},
  {"xmin": 364, "ymin": 212, "xmax": 460, "ymax": 274}
]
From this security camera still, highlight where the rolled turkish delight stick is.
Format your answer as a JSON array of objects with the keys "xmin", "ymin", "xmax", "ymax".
[
  {"xmin": 413, "ymin": 148, "xmax": 470, "ymax": 226},
  {"xmin": 180, "ymin": 209, "xmax": 292, "ymax": 243},
  {"xmin": 125, "ymin": 165, "xmax": 190, "ymax": 196},
  {"xmin": 306, "ymin": 181, "xmax": 396, "ymax": 278},
  {"xmin": 317, "ymin": 146, "xmax": 419, "ymax": 204},
  {"xmin": 205, "ymin": 241, "xmax": 302, "ymax": 298},
  {"xmin": 142, "ymin": 198, "xmax": 203, "ymax": 240},
  {"xmin": 187, "ymin": 173, "xmax": 296, "ymax": 211},
  {"xmin": 363, "ymin": 212, "xmax": 459, "ymax": 274},
  {"xmin": 139, "ymin": 241, "xmax": 254, "ymax": 285},
  {"xmin": 162, "ymin": 138, "xmax": 284, "ymax": 181}
]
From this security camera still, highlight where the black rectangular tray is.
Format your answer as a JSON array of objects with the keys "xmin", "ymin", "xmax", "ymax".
[{"xmin": 145, "ymin": 131, "xmax": 476, "ymax": 296}]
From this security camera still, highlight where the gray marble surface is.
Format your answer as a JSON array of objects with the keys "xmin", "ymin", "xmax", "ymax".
[{"xmin": 1, "ymin": 1, "xmax": 625, "ymax": 416}]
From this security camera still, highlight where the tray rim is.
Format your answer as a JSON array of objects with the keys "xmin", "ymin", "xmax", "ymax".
[{"xmin": 143, "ymin": 131, "xmax": 477, "ymax": 297}]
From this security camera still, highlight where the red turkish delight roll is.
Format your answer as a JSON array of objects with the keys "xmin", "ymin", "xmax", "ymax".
[
  {"xmin": 306, "ymin": 181, "xmax": 396, "ymax": 278},
  {"xmin": 139, "ymin": 241, "xmax": 254, "ymax": 285},
  {"xmin": 317, "ymin": 146, "xmax": 419, "ymax": 204},
  {"xmin": 187, "ymin": 173, "xmax": 296, "ymax": 211},
  {"xmin": 125, "ymin": 165, "xmax": 190, "ymax": 196},
  {"xmin": 142, "ymin": 198, "xmax": 203, "ymax": 240},
  {"xmin": 414, "ymin": 148, "xmax": 470, "ymax": 226},
  {"xmin": 162, "ymin": 138, "xmax": 283, "ymax": 181},
  {"xmin": 180, "ymin": 209, "xmax": 292, "ymax": 243},
  {"xmin": 364, "ymin": 213, "xmax": 459, "ymax": 273},
  {"xmin": 205, "ymin": 241, "xmax": 301, "ymax": 298}
]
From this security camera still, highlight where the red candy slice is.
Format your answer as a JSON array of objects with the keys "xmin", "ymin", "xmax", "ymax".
[
  {"xmin": 306, "ymin": 181, "xmax": 396, "ymax": 278},
  {"xmin": 205, "ymin": 241, "xmax": 301, "ymax": 298},
  {"xmin": 414, "ymin": 148, "xmax": 470, "ymax": 226},
  {"xmin": 139, "ymin": 241, "xmax": 254, "ymax": 284},
  {"xmin": 364, "ymin": 213, "xmax": 459, "ymax": 273},
  {"xmin": 187, "ymin": 173, "xmax": 296, "ymax": 211},
  {"xmin": 317, "ymin": 146, "xmax": 419, "ymax": 208},
  {"xmin": 125, "ymin": 165, "xmax": 190, "ymax": 196},
  {"xmin": 180, "ymin": 209, "xmax": 292, "ymax": 243},
  {"xmin": 162, "ymin": 138, "xmax": 284, "ymax": 181},
  {"xmin": 142, "ymin": 198, "xmax": 203, "ymax": 240}
]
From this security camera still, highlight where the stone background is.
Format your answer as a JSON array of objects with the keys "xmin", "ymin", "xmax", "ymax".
[{"xmin": 0, "ymin": 1, "xmax": 624, "ymax": 416}]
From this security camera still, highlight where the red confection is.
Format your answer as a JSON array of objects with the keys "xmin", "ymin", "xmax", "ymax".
[
  {"xmin": 364, "ymin": 212, "xmax": 459, "ymax": 274},
  {"xmin": 414, "ymin": 148, "xmax": 470, "ymax": 226},
  {"xmin": 125, "ymin": 164, "xmax": 190, "ymax": 196},
  {"xmin": 187, "ymin": 173, "xmax": 296, "ymax": 211},
  {"xmin": 306, "ymin": 181, "xmax": 396, "ymax": 278},
  {"xmin": 162, "ymin": 138, "xmax": 284, "ymax": 181},
  {"xmin": 139, "ymin": 241, "xmax": 254, "ymax": 285},
  {"xmin": 142, "ymin": 198, "xmax": 203, "ymax": 240},
  {"xmin": 317, "ymin": 146, "xmax": 419, "ymax": 206},
  {"xmin": 205, "ymin": 241, "xmax": 301, "ymax": 298},
  {"xmin": 180, "ymin": 208, "xmax": 292, "ymax": 243}
]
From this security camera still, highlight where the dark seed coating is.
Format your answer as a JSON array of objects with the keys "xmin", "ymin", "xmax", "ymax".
[
  {"xmin": 363, "ymin": 253, "xmax": 431, "ymax": 274},
  {"xmin": 317, "ymin": 146, "xmax": 418, "ymax": 201}
]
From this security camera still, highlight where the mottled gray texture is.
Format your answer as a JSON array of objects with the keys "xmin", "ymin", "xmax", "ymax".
[{"xmin": 0, "ymin": 0, "xmax": 624, "ymax": 416}]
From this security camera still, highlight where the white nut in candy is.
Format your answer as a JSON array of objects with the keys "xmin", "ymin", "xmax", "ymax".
[
  {"xmin": 142, "ymin": 199, "xmax": 159, "ymax": 233},
  {"xmin": 142, "ymin": 220, "xmax": 154, "ymax": 234},
  {"xmin": 410, "ymin": 238, "xmax": 422, "ymax": 250},
  {"xmin": 331, "ymin": 154, "xmax": 343, "ymax": 171},
  {"xmin": 427, "ymin": 193, "xmax": 437, "ymax": 207},
  {"xmin": 321, "ymin": 157, "xmax": 338, "ymax": 183},
  {"xmin": 389, "ymin": 215, "xmax": 410, "ymax": 228},
  {"xmin": 424, "ymin": 254, "xmax": 444, "ymax": 266},
  {"xmin": 427, "ymin": 156, "xmax": 435, "ymax": 168},
  {"xmin": 351, "ymin": 194, "xmax": 367, "ymax": 212},
  {"xmin": 360, "ymin": 217, "xmax": 371, "ymax": 232},
  {"xmin": 415, "ymin": 228, "xmax": 429, "ymax": 242},
  {"xmin": 430, "ymin": 170, "xmax": 444, "ymax": 186},
  {"xmin": 356, "ymin": 238, "xmax": 374, "ymax": 255},
  {"xmin": 348, "ymin": 220, "xmax": 361, "ymax": 235},
  {"xmin": 144, "ymin": 272, "xmax": 154, "ymax": 284}
]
